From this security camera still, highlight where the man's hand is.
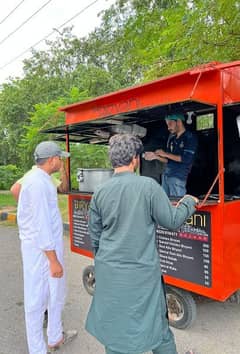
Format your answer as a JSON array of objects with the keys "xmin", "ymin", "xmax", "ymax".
[
  {"xmin": 177, "ymin": 195, "xmax": 199, "ymax": 207},
  {"xmin": 143, "ymin": 151, "xmax": 160, "ymax": 161},
  {"xmin": 44, "ymin": 250, "xmax": 64, "ymax": 278},
  {"xmin": 49, "ymin": 259, "xmax": 64, "ymax": 278},
  {"xmin": 155, "ymin": 149, "xmax": 167, "ymax": 158}
]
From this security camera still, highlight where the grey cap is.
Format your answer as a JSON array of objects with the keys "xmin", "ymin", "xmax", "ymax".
[{"xmin": 34, "ymin": 141, "xmax": 70, "ymax": 160}]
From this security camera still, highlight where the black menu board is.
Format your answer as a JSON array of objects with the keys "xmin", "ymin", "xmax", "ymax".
[
  {"xmin": 156, "ymin": 211, "xmax": 211, "ymax": 287},
  {"xmin": 72, "ymin": 198, "xmax": 93, "ymax": 251},
  {"xmin": 72, "ymin": 197, "xmax": 211, "ymax": 287}
]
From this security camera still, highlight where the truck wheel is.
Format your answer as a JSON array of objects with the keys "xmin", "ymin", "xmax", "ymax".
[
  {"xmin": 82, "ymin": 265, "xmax": 95, "ymax": 296},
  {"xmin": 166, "ymin": 286, "xmax": 197, "ymax": 329}
]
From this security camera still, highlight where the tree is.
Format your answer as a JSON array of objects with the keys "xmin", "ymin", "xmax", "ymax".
[
  {"xmin": 1, "ymin": 0, "xmax": 239, "ymax": 174},
  {"xmin": 0, "ymin": 27, "xmax": 120, "ymax": 168},
  {"xmin": 79, "ymin": 0, "xmax": 240, "ymax": 81},
  {"xmin": 19, "ymin": 86, "xmax": 111, "ymax": 171},
  {"xmin": 19, "ymin": 87, "xmax": 89, "ymax": 168}
]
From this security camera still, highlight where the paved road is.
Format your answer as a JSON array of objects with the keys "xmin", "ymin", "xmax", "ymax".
[{"xmin": 0, "ymin": 225, "xmax": 240, "ymax": 354}]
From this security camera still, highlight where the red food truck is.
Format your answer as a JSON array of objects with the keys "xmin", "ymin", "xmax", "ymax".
[{"xmin": 44, "ymin": 60, "xmax": 240, "ymax": 329}]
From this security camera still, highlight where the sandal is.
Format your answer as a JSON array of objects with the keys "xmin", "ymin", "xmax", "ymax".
[{"xmin": 47, "ymin": 329, "xmax": 78, "ymax": 352}]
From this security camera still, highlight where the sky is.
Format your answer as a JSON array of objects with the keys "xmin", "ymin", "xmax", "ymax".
[{"xmin": 0, "ymin": 0, "xmax": 116, "ymax": 84}]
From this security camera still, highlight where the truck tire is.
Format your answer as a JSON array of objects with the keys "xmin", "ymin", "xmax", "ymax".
[
  {"xmin": 166, "ymin": 285, "xmax": 197, "ymax": 329},
  {"xmin": 82, "ymin": 265, "xmax": 95, "ymax": 296}
]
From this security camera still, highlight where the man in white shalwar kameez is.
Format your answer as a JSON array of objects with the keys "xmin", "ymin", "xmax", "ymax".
[{"xmin": 17, "ymin": 141, "xmax": 77, "ymax": 354}]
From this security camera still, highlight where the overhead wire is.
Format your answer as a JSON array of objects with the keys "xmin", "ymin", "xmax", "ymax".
[
  {"xmin": 0, "ymin": 0, "xmax": 100, "ymax": 71},
  {"xmin": 0, "ymin": 0, "xmax": 26, "ymax": 26},
  {"xmin": 0, "ymin": 0, "xmax": 54, "ymax": 46}
]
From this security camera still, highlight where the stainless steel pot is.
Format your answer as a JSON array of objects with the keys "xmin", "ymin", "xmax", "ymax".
[{"xmin": 77, "ymin": 168, "xmax": 114, "ymax": 192}]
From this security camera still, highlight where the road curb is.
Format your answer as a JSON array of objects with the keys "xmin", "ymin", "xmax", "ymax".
[
  {"xmin": 0, "ymin": 210, "xmax": 69, "ymax": 232},
  {"xmin": 0, "ymin": 211, "xmax": 17, "ymax": 222}
]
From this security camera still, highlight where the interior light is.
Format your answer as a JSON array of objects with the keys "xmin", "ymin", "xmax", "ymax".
[
  {"xmin": 186, "ymin": 112, "xmax": 194, "ymax": 124},
  {"xmin": 236, "ymin": 115, "xmax": 240, "ymax": 138}
]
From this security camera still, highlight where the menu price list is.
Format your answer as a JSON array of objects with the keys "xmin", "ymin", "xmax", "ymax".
[
  {"xmin": 156, "ymin": 211, "xmax": 211, "ymax": 287},
  {"xmin": 72, "ymin": 199, "xmax": 93, "ymax": 252}
]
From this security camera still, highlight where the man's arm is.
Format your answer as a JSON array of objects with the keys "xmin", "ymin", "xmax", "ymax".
[
  {"xmin": 156, "ymin": 133, "xmax": 198, "ymax": 164},
  {"xmin": 10, "ymin": 167, "xmax": 34, "ymax": 201},
  {"xmin": 143, "ymin": 151, "xmax": 168, "ymax": 163},
  {"xmin": 88, "ymin": 197, "xmax": 103, "ymax": 255},
  {"xmin": 155, "ymin": 149, "xmax": 182, "ymax": 162},
  {"xmin": 56, "ymin": 160, "xmax": 69, "ymax": 193},
  {"xmin": 10, "ymin": 182, "xmax": 22, "ymax": 201},
  {"xmin": 150, "ymin": 180, "xmax": 198, "ymax": 230}
]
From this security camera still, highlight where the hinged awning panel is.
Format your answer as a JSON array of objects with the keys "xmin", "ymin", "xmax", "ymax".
[{"xmin": 58, "ymin": 61, "xmax": 240, "ymax": 126}]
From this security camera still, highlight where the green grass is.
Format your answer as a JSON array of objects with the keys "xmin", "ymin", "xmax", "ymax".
[
  {"xmin": 0, "ymin": 191, "xmax": 69, "ymax": 223},
  {"xmin": 58, "ymin": 194, "xmax": 69, "ymax": 223},
  {"xmin": 0, "ymin": 192, "xmax": 17, "ymax": 209}
]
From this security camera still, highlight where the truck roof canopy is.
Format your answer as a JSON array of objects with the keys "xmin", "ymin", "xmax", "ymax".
[{"xmin": 42, "ymin": 61, "xmax": 240, "ymax": 144}]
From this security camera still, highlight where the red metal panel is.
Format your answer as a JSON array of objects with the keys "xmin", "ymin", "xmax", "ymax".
[
  {"xmin": 223, "ymin": 201, "xmax": 240, "ymax": 296},
  {"xmin": 222, "ymin": 67, "xmax": 240, "ymax": 103},
  {"xmin": 60, "ymin": 61, "xmax": 240, "ymax": 126},
  {"xmin": 62, "ymin": 70, "xmax": 220, "ymax": 125}
]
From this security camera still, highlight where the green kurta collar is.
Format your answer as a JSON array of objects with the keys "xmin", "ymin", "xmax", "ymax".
[{"xmin": 112, "ymin": 171, "xmax": 135, "ymax": 178}]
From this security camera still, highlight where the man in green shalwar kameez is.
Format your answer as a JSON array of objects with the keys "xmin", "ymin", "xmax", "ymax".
[{"xmin": 86, "ymin": 134, "xmax": 198, "ymax": 354}]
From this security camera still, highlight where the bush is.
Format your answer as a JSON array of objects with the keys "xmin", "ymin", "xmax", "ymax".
[{"xmin": 0, "ymin": 164, "xmax": 23, "ymax": 190}]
